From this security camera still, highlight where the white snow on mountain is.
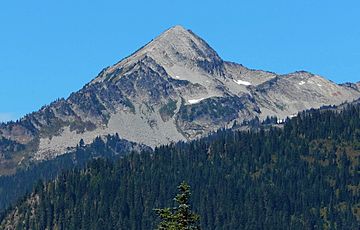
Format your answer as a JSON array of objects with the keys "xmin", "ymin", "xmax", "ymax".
[
  {"xmin": 188, "ymin": 98, "xmax": 206, "ymax": 104},
  {"xmin": 299, "ymin": 81, "xmax": 306, "ymax": 85},
  {"xmin": 233, "ymin": 79, "xmax": 251, "ymax": 86}
]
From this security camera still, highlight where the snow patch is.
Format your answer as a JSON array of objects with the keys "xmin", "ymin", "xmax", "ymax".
[
  {"xmin": 277, "ymin": 118, "xmax": 285, "ymax": 124},
  {"xmin": 175, "ymin": 75, "xmax": 180, "ymax": 79},
  {"xmin": 188, "ymin": 98, "xmax": 205, "ymax": 104},
  {"xmin": 233, "ymin": 79, "xmax": 251, "ymax": 86},
  {"xmin": 317, "ymin": 84, "xmax": 322, "ymax": 87},
  {"xmin": 299, "ymin": 81, "xmax": 306, "ymax": 85}
]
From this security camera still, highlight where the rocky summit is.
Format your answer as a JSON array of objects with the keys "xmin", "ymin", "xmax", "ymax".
[{"xmin": 0, "ymin": 25, "xmax": 359, "ymax": 172}]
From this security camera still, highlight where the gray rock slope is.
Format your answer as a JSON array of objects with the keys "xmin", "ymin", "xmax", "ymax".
[{"xmin": 1, "ymin": 25, "xmax": 359, "ymax": 166}]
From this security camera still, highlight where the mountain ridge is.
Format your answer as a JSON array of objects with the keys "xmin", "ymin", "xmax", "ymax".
[
  {"xmin": 2, "ymin": 102, "xmax": 359, "ymax": 229},
  {"xmin": 0, "ymin": 25, "xmax": 359, "ymax": 174}
]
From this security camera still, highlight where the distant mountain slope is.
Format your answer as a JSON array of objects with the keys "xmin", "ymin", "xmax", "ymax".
[
  {"xmin": 1, "ymin": 102, "xmax": 359, "ymax": 230},
  {"xmin": 0, "ymin": 25, "xmax": 359, "ymax": 174},
  {"xmin": 0, "ymin": 98, "xmax": 357, "ymax": 214},
  {"xmin": 0, "ymin": 134, "xmax": 149, "ymax": 213}
]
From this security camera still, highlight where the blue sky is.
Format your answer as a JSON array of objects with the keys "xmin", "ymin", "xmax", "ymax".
[{"xmin": 0, "ymin": 0, "xmax": 359, "ymax": 122}]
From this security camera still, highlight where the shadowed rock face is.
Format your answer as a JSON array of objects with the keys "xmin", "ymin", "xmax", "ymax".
[{"xmin": 1, "ymin": 25, "xmax": 359, "ymax": 170}]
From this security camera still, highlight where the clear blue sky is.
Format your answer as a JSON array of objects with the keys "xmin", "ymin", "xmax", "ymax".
[{"xmin": 1, "ymin": 0, "xmax": 359, "ymax": 122}]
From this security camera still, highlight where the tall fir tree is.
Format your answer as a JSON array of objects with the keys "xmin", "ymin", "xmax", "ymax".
[{"xmin": 155, "ymin": 182, "xmax": 201, "ymax": 230}]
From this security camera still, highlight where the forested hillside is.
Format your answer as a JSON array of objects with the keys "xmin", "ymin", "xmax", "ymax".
[
  {"xmin": 1, "ymin": 104, "xmax": 359, "ymax": 229},
  {"xmin": 0, "ymin": 135, "xmax": 147, "ymax": 212}
]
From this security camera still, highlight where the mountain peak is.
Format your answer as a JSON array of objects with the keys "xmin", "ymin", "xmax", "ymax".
[
  {"xmin": 155, "ymin": 25, "xmax": 194, "ymax": 42},
  {"xmin": 144, "ymin": 25, "xmax": 222, "ymax": 64},
  {"xmin": 95, "ymin": 25, "xmax": 224, "ymax": 82},
  {"xmin": 2, "ymin": 25, "xmax": 360, "ymax": 175},
  {"xmin": 162, "ymin": 25, "xmax": 188, "ymax": 35}
]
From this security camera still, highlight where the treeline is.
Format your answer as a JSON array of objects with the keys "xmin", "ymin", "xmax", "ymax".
[
  {"xmin": 0, "ymin": 136, "xmax": 25, "ymax": 157},
  {"xmin": 1, "ymin": 104, "xmax": 359, "ymax": 229},
  {"xmin": 0, "ymin": 134, "xmax": 146, "ymax": 212}
]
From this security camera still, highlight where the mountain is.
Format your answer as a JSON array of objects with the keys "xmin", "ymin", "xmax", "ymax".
[
  {"xmin": 0, "ymin": 25, "xmax": 359, "ymax": 174},
  {"xmin": 1, "ymin": 102, "xmax": 359, "ymax": 229},
  {"xmin": 0, "ymin": 134, "xmax": 150, "ymax": 213},
  {"xmin": 0, "ymin": 98, "xmax": 357, "ymax": 214}
]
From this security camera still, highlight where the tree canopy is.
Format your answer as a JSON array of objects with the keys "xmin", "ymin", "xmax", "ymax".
[
  {"xmin": 1, "ymin": 104, "xmax": 359, "ymax": 229},
  {"xmin": 155, "ymin": 181, "xmax": 200, "ymax": 230}
]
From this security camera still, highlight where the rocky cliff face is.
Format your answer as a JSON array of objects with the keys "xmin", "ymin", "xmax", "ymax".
[{"xmin": 0, "ymin": 25, "xmax": 359, "ymax": 172}]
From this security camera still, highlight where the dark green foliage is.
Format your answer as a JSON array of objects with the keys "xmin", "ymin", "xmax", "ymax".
[
  {"xmin": 39, "ymin": 118, "xmax": 66, "ymax": 138},
  {"xmin": 0, "ymin": 134, "xmax": 146, "ymax": 213},
  {"xmin": 123, "ymin": 97, "xmax": 136, "ymax": 113},
  {"xmin": 159, "ymin": 99, "xmax": 177, "ymax": 121},
  {"xmin": 1, "ymin": 104, "xmax": 359, "ymax": 229},
  {"xmin": 179, "ymin": 97, "xmax": 241, "ymax": 123},
  {"xmin": 155, "ymin": 182, "xmax": 200, "ymax": 230},
  {"xmin": 262, "ymin": 116, "xmax": 278, "ymax": 125},
  {"xmin": 0, "ymin": 137, "xmax": 25, "ymax": 157}
]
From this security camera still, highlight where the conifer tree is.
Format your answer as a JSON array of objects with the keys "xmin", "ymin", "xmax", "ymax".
[{"xmin": 155, "ymin": 182, "xmax": 201, "ymax": 230}]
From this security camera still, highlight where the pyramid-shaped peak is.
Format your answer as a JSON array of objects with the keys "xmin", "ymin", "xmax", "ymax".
[
  {"xmin": 148, "ymin": 25, "xmax": 194, "ymax": 47},
  {"xmin": 149, "ymin": 25, "xmax": 206, "ymax": 49},
  {"xmin": 138, "ymin": 25, "xmax": 223, "ymax": 67},
  {"xmin": 164, "ymin": 25, "xmax": 188, "ymax": 33},
  {"xmin": 157, "ymin": 25, "xmax": 194, "ymax": 39},
  {"xmin": 93, "ymin": 26, "xmax": 224, "ymax": 83}
]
